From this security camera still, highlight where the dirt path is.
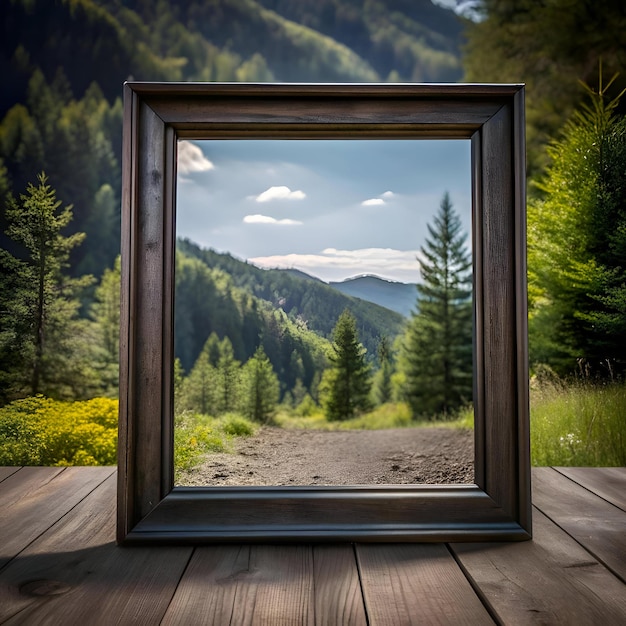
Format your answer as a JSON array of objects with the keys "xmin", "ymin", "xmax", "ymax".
[{"xmin": 177, "ymin": 426, "xmax": 474, "ymax": 486}]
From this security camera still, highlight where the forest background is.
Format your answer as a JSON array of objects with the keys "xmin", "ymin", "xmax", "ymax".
[{"xmin": 0, "ymin": 0, "xmax": 625, "ymax": 469}]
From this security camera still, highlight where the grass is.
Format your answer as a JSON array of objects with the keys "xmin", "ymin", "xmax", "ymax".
[
  {"xmin": 275, "ymin": 401, "xmax": 473, "ymax": 431},
  {"xmin": 174, "ymin": 411, "xmax": 256, "ymax": 478},
  {"xmin": 530, "ymin": 379, "xmax": 626, "ymax": 466}
]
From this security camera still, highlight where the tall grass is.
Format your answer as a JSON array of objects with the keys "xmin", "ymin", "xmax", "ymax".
[
  {"xmin": 530, "ymin": 380, "xmax": 626, "ymax": 466},
  {"xmin": 275, "ymin": 402, "xmax": 473, "ymax": 431}
]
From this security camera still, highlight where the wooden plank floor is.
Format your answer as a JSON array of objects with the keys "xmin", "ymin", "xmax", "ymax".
[{"xmin": 0, "ymin": 468, "xmax": 624, "ymax": 625}]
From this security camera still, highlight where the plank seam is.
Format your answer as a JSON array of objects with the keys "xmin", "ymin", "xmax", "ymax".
[
  {"xmin": 445, "ymin": 543, "xmax": 502, "ymax": 626},
  {"xmin": 0, "ymin": 467, "xmax": 116, "ymax": 575},
  {"xmin": 532, "ymin": 490, "xmax": 626, "ymax": 585},
  {"xmin": 552, "ymin": 467, "xmax": 626, "ymax": 513},
  {"xmin": 158, "ymin": 546, "xmax": 197, "ymax": 625},
  {"xmin": 352, "ymin": 544, "xmax": 371, "ymax": 626}
]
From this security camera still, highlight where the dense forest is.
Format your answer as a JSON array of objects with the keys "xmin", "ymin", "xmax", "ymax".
[{"xmin": 1, "ymin": 1, "xmax": 626, "ymax": 468}]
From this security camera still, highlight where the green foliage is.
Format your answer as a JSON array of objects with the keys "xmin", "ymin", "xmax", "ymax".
[
  {"xmin": 177, "ymin": 239, "xmax": 403, "ymax": 370},
  {"xmin": 322, "ymin": 309, "xmax": 372, "ymax": 421},
  {"xmin": 372, "ymin": 335, "xmax": 393, "ymax": 405},
  {"xmin": 239, "ymin": 346, "xmax": 280, "ymax": 423},
  {"xmin": 463, "ymin": 1, "xmax": 626, "ymax": 176},
  {"xmin": 399, "ymin": 192, "xmax": 473, "ymax": 419},
  {"xmin": 89, "ymin": 255, "xmax": 121, "ymax": 397},
  {"xmin": 530, "ymin": 380, "xmax": 626, "ymax": 466},
  {"xmin": 0, "ymin": 395, "xmax": 118, "ymax": 465},
  {"xmin": 528, "ymin": 81, "xmax": 626, "ymax": 376},
  {"xmin": 0, "ymin": 173, "xmax": 96, "ymax": 403}
]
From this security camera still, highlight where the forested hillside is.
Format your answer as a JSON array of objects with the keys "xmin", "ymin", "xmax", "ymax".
[
  {"xmin": 176, "ymin": 239, "xmax": 406, "ymax": 373},
  {"xmin": 0, "ymin": 0, "xmax": 463, "ymax": 283}
]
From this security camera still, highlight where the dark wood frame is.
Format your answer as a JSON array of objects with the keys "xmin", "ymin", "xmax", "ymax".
[{"xmin": 117, "ymin": 83, "xmax": 531, "ymax": 544}]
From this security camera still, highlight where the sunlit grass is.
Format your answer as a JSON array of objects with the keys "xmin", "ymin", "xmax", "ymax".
[
  {"xmin": 530, "ymin": 380, "xmax": 626, "ymax": 466},
  {"xmin": 275, "ymin": 402, "xmax": 473, "ymax": 431},
  {"xmin": 174, "ymin": 411, "xmax": 257, "ymax": 478}
]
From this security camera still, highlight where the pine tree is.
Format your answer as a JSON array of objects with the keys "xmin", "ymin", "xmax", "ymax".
[
  {"xmin": 322, "ymin": 309, "xmax": 372, "ymax": 421},
  {"xmin": 0, "ymin": 173, "xmax": 94, "ymax": 403},
  {"xmin": 372, "ymin": 335, "xmax": 393, "ymax": 405},
  {"xmin": 239, "ymin": 346, "xmax": 279, "ymax": 423},
  {"xmin": 90, "ymin": 255, "xmax": 121, "ymax": 397},
  {"xmin": 213, "ymin": 336, "xmax": 241, "ymax": 415},
  {"xmin": 528, "ymin": 78, "xmax": 626, "ymax": 376},
  {"xmin": 179, "ymin": 338, "xmax": 218, "ymax": 416},
  {"xmin": 400, "ymin": 192, "xmax": 473, "ymax": 419}
]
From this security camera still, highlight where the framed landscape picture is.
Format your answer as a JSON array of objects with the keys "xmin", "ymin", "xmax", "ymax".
[{"xmin": 117, "ymin": 82, "xmax": 531, "ymax": 544}]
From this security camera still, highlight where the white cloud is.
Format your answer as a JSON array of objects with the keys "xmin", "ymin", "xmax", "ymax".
[
  {"xmin": 178, "ymin": 140, "xmax": 214, "ymax": 174},
  {"xmin": 361, "ymin": 191, "xmax": 394, "ymax": 206},
  {"xmin": 243, "ymin": 214, "xmax": 302, "ymax": 225},
  {"xmin": 361, "ymin": 198, "xmax": 385, "ymax": 207},
  {"xmin": 255, "ymin": 186, "xmax": 306, "ymax": 202},
  {"xmin": 249, "ymin": 247, "xmax": 422, "ymax": 283}
]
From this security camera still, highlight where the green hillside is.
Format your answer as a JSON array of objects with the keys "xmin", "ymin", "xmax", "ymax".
[
  {"xmin": 177, "ymin": 239, "xmax": 406, "ymax": 369},
  {"xmin": 0, "ymin": 0, "xmax": 463, "ymax": 281}
]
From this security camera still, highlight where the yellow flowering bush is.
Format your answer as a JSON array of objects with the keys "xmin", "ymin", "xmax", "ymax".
[{"xmin": 0, "ymin": 396, "xmax": 118, "ymax": 465}]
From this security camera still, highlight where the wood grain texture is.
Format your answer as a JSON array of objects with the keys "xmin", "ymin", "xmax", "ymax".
[
  {"xmin": 532, "ymin": 467, "xmax": 626, "ymax": 582},
  {"xmin": 452, "ymin": 507, "xmax": 626, "ymax": 625},
  {"xmin": 161, "ymin": 545, "xmax": 252, "ymax": 625},
  {"xmin": 0, "ymin": 466, "xmax": 113, "ymax": 569},
  {"xmin": 0, "ymin": 473, "xmax": 191, "ymax": 625},
  {"xmin": 555, "ymin": 466, "xmax": 626, "ymax": 511},
  {"xmin": 356, "ymin": 543, "xmax": 494, "ymax": 625},
  {"xmin": 313, "ymin": 545, "xmax": 367, "ymax": 626},
  {"xmin": 0, "ymin": 466, "xmax": 20, "ymax": 482}
]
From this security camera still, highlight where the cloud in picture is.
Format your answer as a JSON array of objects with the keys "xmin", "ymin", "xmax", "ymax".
[
  {"xmin": 249, "ymin": 247, "xmax": 422, "ymax": 282},
  {"xmin": 178, "ymin": 140, "xmax": 214, "ymax": 174},
  {"xmin": 361, "ymin": 190, "xmax": 394, "ymax": 207},
  {"xmin": 243, "ymin": 214, "xmax": 303, "ymax": 225},
  {"xmin": 254, "ymin": 185, "xmax": 306, "ymax": 202}
]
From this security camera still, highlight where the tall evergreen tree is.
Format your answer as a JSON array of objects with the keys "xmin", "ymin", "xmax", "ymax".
[
  {"xmin": 0, "ymin": 173, "xmax": 94, "ymax": 402},
  {"xmin": 214, "ymin": 336, "xmax": 241, "ymax": 415},
  {"xmin": 400, "ymin": 192, "xmax": 472, "ymax": 419},
  {"xmin": 322, "ymin": 309, "xmax": 372, "ymax": 421},
  {"xmin": 528, "ymin": 79, "xmax": 626, "ymax": 376},
  {"xmin": 372, "ymin": 335, "xmax": 393, "ymax": 405},
  {"xmin": 89, "ymin": 255, "xmax": 121, "ymax": 397},
  {"xmin": 179, "ymin": 337, "xmax": 218, "ymax": 416},
  {"xmin": 239, "ymin": 346, "xmax": 279, "ymax": 423}
]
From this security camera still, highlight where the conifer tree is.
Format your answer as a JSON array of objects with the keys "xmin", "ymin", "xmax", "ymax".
[
  {"xmin": 179, "ymin": 337, "xmax": 218, "ymax": 416},
  {"xmin": 372, "ymin": 335, "xmax": 393, "ymax": 405},
  {"xmin": 239, "ymin": 346, "xmax": 279, "ymax": 423},
  {"xmin": 400, "ymin": 192, "xmax": 472, "ymax": 419},
  {"xmin": 528, "ymin": 78, "xmax": 626, "ymax": 375},
  {"xmin": 0, "ymin": 173, "xmax": 94, "ymax": 402},
  {"xmin": 90, "ymin": 255, "xmax": 121, "ymax": 397},
  {"xmin": 323, "ymin": 309, "xmax": 372, "ymax": 421}
]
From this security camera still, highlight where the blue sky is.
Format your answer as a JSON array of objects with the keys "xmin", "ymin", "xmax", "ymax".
[{"xmin": 176, "ymin": 139, "xmax": 472, "ymax": 283}]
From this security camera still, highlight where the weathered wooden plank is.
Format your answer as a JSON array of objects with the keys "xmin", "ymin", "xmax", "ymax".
[
  {"xmin": 532, "ymin": 467, "xmax": 626, "ymax": 582},
  {"xmin": 164, "ymin": 544, "xmax": 365, "ymax": 624},
  {"xmin": 0, "ymin": 473, "xmax": 192, "ymax": 625},
  {"xmin": 231, "ymin": 545, "xmax": 315, "ymax": 625},
  {"xmin": 451, "ymin": 507, "xmax": 626, "ymax": 624},
  {"xmin": 0, "ymin": 466, "xmax": 114, "ymax": 569},
  {"xmin": 313, "ymin": 544, "xmax": 367, "ymax": 626},
  {"xmin": 161, "ymin": 545, "xmax": 251, "ymax": 625},
  {"xmin": 0, "ymin": 466, "xmax": 20, "ymax": 482},
  {"xmin": 356, "ymin": 543, "xmax": 494, "ymax": 625},
  {"xmin": 555, "ymin": 467, "xmax": 626, "ymax": 511}
]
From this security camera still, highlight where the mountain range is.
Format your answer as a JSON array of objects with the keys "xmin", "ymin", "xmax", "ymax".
[{"xmin": 330, "ymin": 275, "xmax": 417, "ymax": 318}]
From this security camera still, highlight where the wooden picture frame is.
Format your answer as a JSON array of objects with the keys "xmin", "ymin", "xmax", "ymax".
[{"xmin": 117, "ymin": 83, "xmax": 531, "ymax": 544}]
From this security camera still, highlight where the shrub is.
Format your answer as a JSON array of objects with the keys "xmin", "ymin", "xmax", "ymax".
[{"xmin": 0, "ymin": 396, "xmax": 118, "ymax": 465}]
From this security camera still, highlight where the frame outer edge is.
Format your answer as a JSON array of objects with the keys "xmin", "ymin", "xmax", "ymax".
[{"xmin": 514, "ymin": 86, "xmax": 532, "ymax": 534}]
